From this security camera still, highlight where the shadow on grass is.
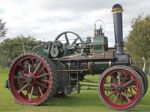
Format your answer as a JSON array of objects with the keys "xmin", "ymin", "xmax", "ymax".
[
  {"xmin": 44, "ymin": 90, "xmax": 150, "ymax": 112},
  {"xmin": 129, "ymin": 106, "xmax": 150, "ymax": 112},
  {"xmin": 44, "ymin": 91, "xmax": 103, "ymax": 107}
]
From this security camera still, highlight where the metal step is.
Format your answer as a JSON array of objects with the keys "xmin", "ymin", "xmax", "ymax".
[{"xmin": 69, "ymin": 61, "xmax": 80, "ymax": 94}]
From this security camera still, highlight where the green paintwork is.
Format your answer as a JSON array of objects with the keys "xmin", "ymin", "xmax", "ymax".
[
  {"xmin": 93, "ymin": 35, "xmax": 108, "ymax": 52},
  {"xmin": 32, "ymin": 42, "xmax": 51, "ymax": 57},
  {"xmin": 91, "ymin": 61, "xmax": 111, "ymax": 74}
]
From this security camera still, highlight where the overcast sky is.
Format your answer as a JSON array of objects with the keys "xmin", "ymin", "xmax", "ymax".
[{"xmin": 0, "ymin": 0, "xmax": 150, "ymax": 46}]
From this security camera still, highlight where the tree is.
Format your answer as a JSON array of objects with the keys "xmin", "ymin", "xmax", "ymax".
[
  {"xmin": 0, "ymin": 36, "xmax": 41, "ymax": 67},
  {"xmin": 0, "ymin": 19, "xmax": 7, "ymax": 39},
  {"xmin": 125, "ymin": 16, "xmax": 150, "ymax": 73}
]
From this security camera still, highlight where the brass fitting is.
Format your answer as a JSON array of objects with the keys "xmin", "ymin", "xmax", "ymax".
[{"xmin": 112, "ymin": 4, "xmax": 123, "ymax": 13}]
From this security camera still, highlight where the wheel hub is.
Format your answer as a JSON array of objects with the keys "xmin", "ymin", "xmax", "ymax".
[
  {"xmin": 27, "ymin": 76, "xmax": 34, "ymax": 83},
  {"xmin": 116, "ymin": 86, "xmax": 124, "ymax": 92},
  {"xmin": 25, "ymin": 72, "xmax": 38, "ymax": 85}
]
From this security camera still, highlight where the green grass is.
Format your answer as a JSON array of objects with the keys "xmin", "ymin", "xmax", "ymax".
[{"xmin": 0, "ymin": 67, "xmax": 150, "ymax": 112}]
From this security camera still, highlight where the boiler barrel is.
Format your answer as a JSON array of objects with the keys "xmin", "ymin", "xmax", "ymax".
[{"xmin": 89, "ymin": 61, "xmax": 114, "ymax": 74}]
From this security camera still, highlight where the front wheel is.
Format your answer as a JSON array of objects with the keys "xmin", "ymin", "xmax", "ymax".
[{"xmin": 98, "ymin": 65, "xmax": 144, "ymax": 110}]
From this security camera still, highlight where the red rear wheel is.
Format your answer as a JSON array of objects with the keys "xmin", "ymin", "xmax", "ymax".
[
  {"xmin": 8, "ymin": 53, "xmax": 57, "ymax": 105},
  {"xmin": 98, "ymin": 65, "xmax": 143, "ymax": 110}
]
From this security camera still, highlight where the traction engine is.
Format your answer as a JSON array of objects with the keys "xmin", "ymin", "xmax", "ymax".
[{"xmin": 5, "ymin": 4, "xmax": 148, "ymax": 110}]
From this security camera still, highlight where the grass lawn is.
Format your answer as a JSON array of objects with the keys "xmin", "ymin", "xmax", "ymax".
[{"xmin": 0, "ymin": 67, "xmax": 150, "ymax": 112}]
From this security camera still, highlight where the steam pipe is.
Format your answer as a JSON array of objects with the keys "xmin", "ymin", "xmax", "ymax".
[{"xmin": 112, "ymin": 4, "xmax": 124, "ymax": 54}]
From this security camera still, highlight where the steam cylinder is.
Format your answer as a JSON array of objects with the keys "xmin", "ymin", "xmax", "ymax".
[{"xmin": 112, "ymin": 4, "xmax": 124, "ymax": 54}]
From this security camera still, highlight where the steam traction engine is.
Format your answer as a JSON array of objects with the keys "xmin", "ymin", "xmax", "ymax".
[{"xmin": 6, "ymin": 4, "xmax": 148, "ymax": 110}]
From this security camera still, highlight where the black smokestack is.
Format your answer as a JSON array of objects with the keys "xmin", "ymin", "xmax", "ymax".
[{"xmin": 112, "ymin": 4, "xmax": 124, "ymax": 54}]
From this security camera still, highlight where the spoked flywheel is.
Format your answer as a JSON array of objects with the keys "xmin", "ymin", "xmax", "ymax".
[
  {"xmin": 98, "ymin": 65, "xmax": 143, "ymax": 110},
  {"xmin": 8, "ymin": 53, "xmax": 57, "ymax": 105}
]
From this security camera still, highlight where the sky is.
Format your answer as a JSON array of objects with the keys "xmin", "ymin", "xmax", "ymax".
[{"xmin": 0, "ymin": 0, "xmax": 150, "ymax": 46}]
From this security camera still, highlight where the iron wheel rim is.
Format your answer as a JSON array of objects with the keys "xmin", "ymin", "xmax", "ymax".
[
  {"xmin": 9, "ymin": 53, "xmax": 52, "ymax": 105},
  {"xmin": 98, "ymin": 65, "xmax": 143, "ymax": 110}
]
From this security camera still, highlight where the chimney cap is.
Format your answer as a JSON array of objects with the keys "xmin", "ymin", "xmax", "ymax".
[{"xmin": 112, "ymin": 4, "xmax": 123, "ymax": 13}]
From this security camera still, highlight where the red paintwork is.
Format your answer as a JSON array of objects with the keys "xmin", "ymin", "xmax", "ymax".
[
  {"xmin": 8, "ymin": 54, "xmax": 52, "ymax": 105},
  {"xmin": 99, "ymin": 68, "xmax": 141, "ymax": 110}
]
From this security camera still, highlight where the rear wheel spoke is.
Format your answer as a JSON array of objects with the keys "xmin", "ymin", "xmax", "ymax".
[
  {"xmin": 38, "ymin": 67, "xmax": 44, "ymax": 74},
  {"xmin": 37, "ymin": 82, "xmax": 48, "ymax": 89},
  {"xmin": 29, "ymin": 86, "xmax": 34, "ymax": 100},
  {"xmin": 18, "ymin": 84, "xmax": 29, "ymax": 93},
  {"xmin": 37, "ymin": 73, "xmax": 49, "ymax": 78},
  {"xmin": 33, "ymin": 62, "xmax": 41, "ymax": 74},
  {"xmin": 39, "ymin": 79, "xmax": 49, "ymax": 84},
  {"xmin": 31, "ymin": 58, "xmax": 35, "ymax": 68},
  {"xmin": 26, "ymin": 86, "xmax": 29, "ymax": 97},
  {"xmin": 38, "ymin": 86, "xmax": 43, "ymax": 96},
  {"xmin": 28, "ymin": 65, "xmax": 31, "ymax": 74}
]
